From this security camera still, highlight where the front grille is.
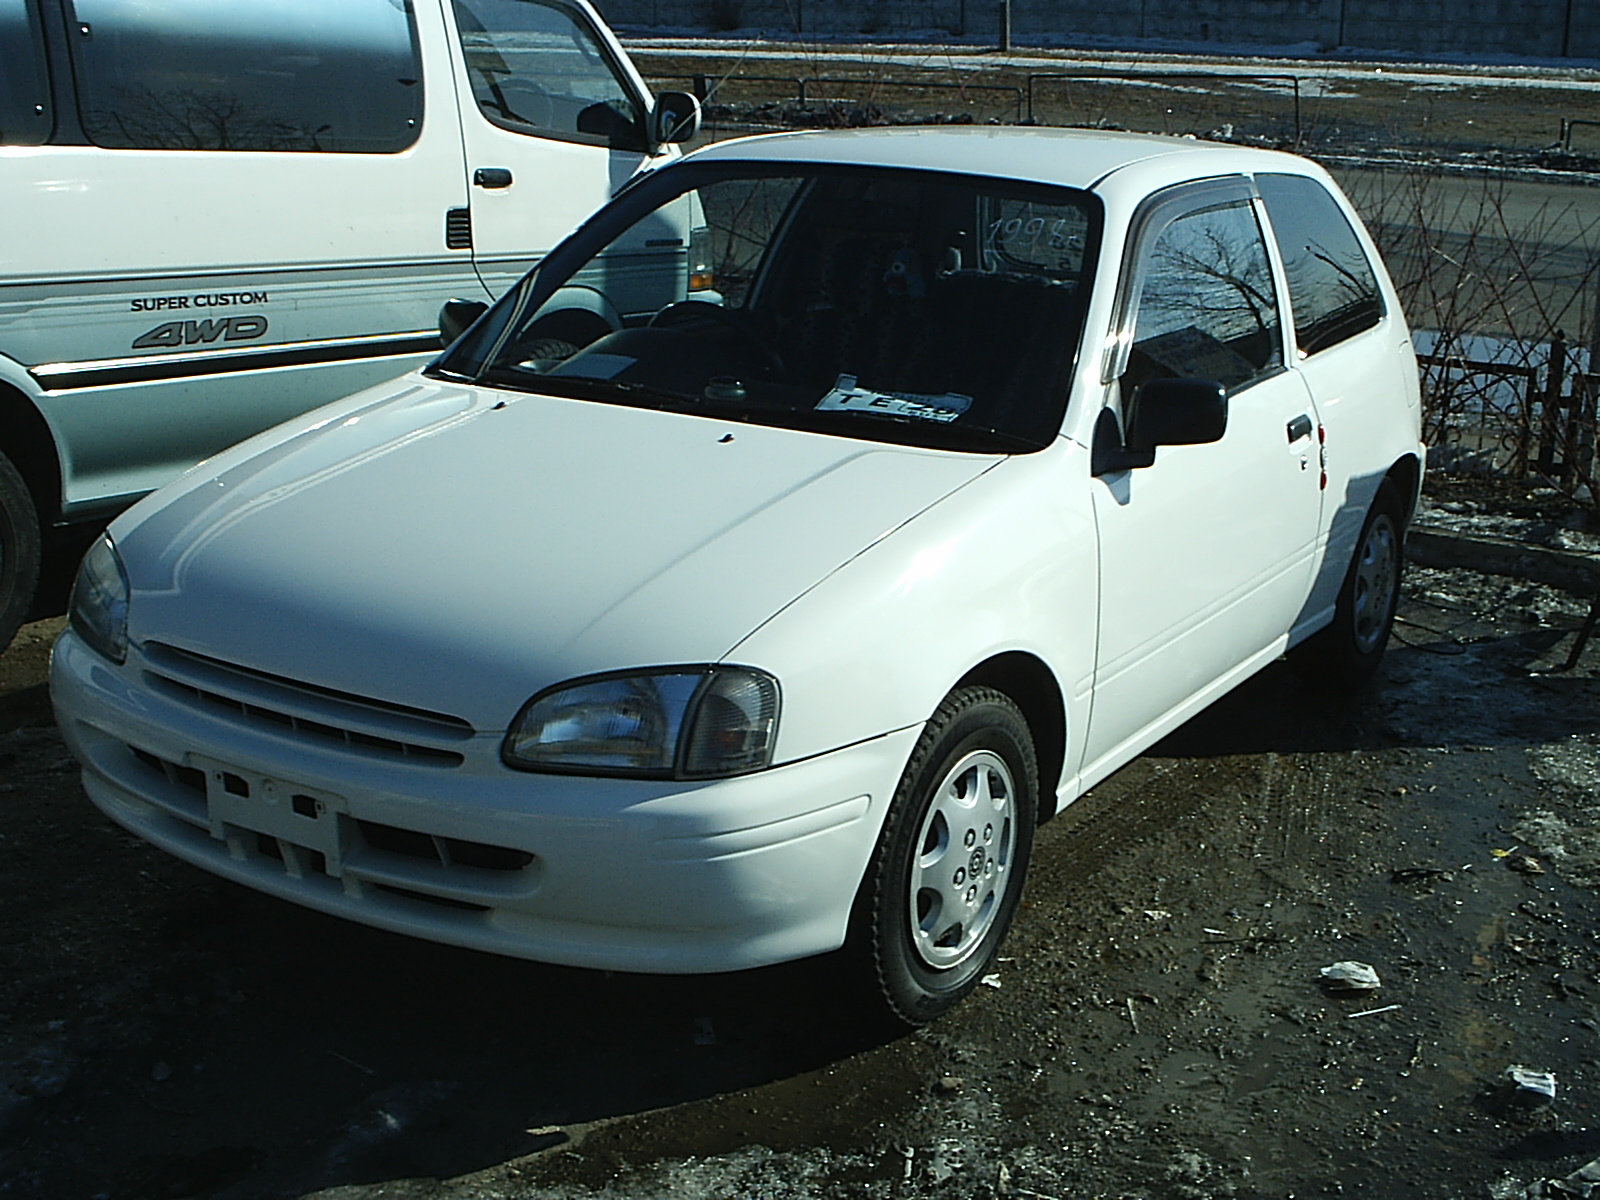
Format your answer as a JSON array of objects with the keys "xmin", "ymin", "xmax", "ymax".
[
  {"xmin": 356, "ymin": 820, "xmax": 534, "ymax": 872},
  {"xmin": 128, "ymin": 744, "xmax": 536, "ymax": 879},
  {"xmin": 142, "ymin": 643, "xmax": 471, "ymax": 767}
]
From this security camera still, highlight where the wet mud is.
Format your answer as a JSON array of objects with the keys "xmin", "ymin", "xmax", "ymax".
[{"xmin": 3, "ymin": 536, "xmax": 1599, "ymax": 1199}]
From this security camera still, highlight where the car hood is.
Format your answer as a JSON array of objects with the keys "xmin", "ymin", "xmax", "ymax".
[{"xmin": 116, "ymin": 379, "xmax": 997, "ymax": 730}]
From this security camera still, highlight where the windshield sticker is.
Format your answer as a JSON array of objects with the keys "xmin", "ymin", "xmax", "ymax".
[{"xmin": 816, "ymin": 374, "xmax": 972, "ymax": 423}]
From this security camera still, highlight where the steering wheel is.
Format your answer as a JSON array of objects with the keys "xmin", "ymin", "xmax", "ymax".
[{"xmin": 647, "ymin": 301, "xmax": 785, "ymax": 375}]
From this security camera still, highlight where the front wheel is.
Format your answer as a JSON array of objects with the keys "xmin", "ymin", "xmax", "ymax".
[
  {"xmin": 0, "ymin": 450, "xmax": 41, "ymax": 654},
  {"xmin": 857, "ymin": 687, "xmax": 1037, "ymax": 1026}
]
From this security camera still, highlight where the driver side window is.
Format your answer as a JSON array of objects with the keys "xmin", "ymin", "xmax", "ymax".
[
  {"xmin": 452, "ymin": 0, "xmax": 642, "ymax": 146},
  {"xmin": 1121, "ymin": 200, "xmax": 1282, "ymax": 402}
]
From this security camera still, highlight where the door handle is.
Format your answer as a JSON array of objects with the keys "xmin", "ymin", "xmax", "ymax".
[
  {"xmin": 1286, "ymin": 413, "xmax": 1313, "ymax": 443},
  {"xmin": 473, "ymin": 167, "xmax": 513, "ymax": 189}
]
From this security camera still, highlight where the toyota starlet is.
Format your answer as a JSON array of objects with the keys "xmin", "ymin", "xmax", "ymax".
[{"xmin": 51, "ymin": 128, "xmax": 1423, "ymax": 1023}]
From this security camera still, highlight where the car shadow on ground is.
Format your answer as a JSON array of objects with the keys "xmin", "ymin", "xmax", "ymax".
[
  {"xmin": 79, "ymin": 886, "xmax": 897, "ymax": 1198},
  {"xmin": 1146, "ymin": 617, "xmax": 1596, "ymax": 765}
]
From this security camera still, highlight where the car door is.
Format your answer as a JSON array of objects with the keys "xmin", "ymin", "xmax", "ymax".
[
  {"xmin": 1082, "ymin": 177, "xmax": 1323, "ymax": 776},
  {"xmin": 446, "ymin": 0, "xmax": 664, "ymax": 301}
]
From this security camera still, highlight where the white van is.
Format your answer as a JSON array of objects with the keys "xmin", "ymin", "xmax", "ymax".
[{"xmin": 0, "ymin": 0, "xmax": 700, "ymax": 649}]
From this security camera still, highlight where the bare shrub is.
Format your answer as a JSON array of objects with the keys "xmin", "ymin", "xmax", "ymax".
[{"xmin": 1347, "ymin": 163, "xmax": 1600, "ymax": 507}]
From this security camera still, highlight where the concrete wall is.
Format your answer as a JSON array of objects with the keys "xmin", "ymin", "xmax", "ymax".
[{"xmin": 597, "ymin": 0, "xmax": 1600, "ymax": 59}]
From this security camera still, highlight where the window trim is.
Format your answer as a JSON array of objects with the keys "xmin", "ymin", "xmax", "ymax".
[{"xmin": 1102, "ymin": 175, "xmax": 1267, "ymax": 387}]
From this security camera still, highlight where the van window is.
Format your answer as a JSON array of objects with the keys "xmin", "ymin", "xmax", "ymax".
[
  {"xmin": 453, "ymin": 0, "xmax": 643, "ymax": 146},
  {"xmin": 67, "ymin": 0, "xmax": 423, "ymax": 152},
  {"xmin": 0, "ymin": 0, "xmax": 51, "ymax": 145},
  {"xmin": 1257, "ymin": 172, "xmax": 1384, "ymax": 356}
]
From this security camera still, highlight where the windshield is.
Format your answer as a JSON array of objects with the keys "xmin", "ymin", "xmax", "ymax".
[{"xmin": 434, "ymin": 162, "xmax": 1102, "ymax": 452}]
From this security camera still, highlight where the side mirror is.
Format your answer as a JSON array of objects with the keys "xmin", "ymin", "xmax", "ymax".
[
  {"xmin": 439, "ymin": 298, "xmax": 489, "ymax": 347},
  {"xmin": 1128, "ymin": 377, "xmax": 1228, "ymax": 450},
  {"xmin": 651, "ymin": 91, "xmax": 701, "ymax": 147},
  {"xmin": 1092, "ymin": 378, "xmax": 1228, "ymax": 475}
]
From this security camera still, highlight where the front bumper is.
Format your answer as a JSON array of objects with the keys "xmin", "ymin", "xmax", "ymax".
[{"xmin": 50, "ymin": 631, "xmax": 917, "ymax": 973}]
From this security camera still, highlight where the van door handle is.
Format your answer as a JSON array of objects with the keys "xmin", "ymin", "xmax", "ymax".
[
  {"xmin": 474, "ymin": 167, "xmax": 513, "ymax": 189},
  {"xmin": 1286, "ymin": 413, "xmax": 1313, "ymax": 442}
]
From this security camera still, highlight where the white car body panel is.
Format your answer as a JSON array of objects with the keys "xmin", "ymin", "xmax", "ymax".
[{"xmin": 110, "ymin": 376, "xmax": 994, "ymax": 731}]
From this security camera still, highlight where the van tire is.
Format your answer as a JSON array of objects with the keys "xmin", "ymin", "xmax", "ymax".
[{"xmin": 0, "ymin": 450, "xmax": 42, "ymax": 653}]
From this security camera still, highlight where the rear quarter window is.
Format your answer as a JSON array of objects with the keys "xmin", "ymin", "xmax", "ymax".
[
  {"xmin": 68, "ymin": 0, "xmax": 423, "ymax": 152},
  {"xmin": 0, "ymin": 0, "xmax": 51, "ymax": 145},
  {"xmin": 1257, "ymin": 172, "xmax": 1385, "ymax": 357}
]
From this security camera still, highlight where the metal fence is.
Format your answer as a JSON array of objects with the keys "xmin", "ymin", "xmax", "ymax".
[{"xmin": 1419, "ymin": 336, "xmax": 1598, "ymax": 486}]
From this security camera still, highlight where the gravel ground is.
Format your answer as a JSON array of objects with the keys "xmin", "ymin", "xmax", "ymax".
[{"xmin": 2, "ymin": 488, "xmax": 1599, "ymax": 1200}]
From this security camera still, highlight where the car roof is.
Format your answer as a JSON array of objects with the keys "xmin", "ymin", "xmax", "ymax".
[{"xmin": 683, "ymin": 126, "xmax": 1318, "ymax": 193}]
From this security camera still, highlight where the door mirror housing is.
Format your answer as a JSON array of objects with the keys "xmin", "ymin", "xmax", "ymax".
[
  {"xmin": 1092, "ymin": 377, "xmax": 1228, "ymax": 475},
  {"xmin": 651, "ymin": 91, "xmax": 701, "ymax": 147},
  {"xmin": 439, "ymin": 298, "xmax": 489, "ymax": 347}
]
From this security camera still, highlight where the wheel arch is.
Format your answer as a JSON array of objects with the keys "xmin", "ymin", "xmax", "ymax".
[
  {"xmin": 1384, "ymin": 452, "xmax": 1422, "ymax": 528},
  {"xmin": 527, "ymin": 286, "xmax": 621, "ymax": 348},
  {"xmin": 0, "ymin": 377, "xmax": 63, "ymax": 522},
  {"xmin": 953, "ymin": 651, "xmax": 1067, "ymax": 826}
]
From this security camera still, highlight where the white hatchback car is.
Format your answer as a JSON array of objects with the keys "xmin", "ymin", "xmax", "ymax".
[{"xmin": 51, "ymin": 128, "xmax": 1422, "ymax": 1024}]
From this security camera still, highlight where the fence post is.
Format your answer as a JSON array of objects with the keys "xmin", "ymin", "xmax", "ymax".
[
  {"xmin": 1517, "ymin": 370, "xmax": 1536, "ymax": 478},
  {"xmin": 1575, "ymin": 371, "xmax": 1597, "ymax": 485},
  {"xmin": 1541, "ymin": 331, "xmax": 1568, "ymax": 483}
]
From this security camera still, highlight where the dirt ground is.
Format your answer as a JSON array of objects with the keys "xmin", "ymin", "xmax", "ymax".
[
  {"xmin": 3, "ymin": 477, "xmax": 1600, "ymax": 1200},
  {"xmin": 627, "ymin": 41, "xmax": 1600, "ymax": 163}
]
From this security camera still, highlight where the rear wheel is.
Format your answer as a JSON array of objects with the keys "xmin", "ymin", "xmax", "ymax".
[
  {"xmin": 857, "ymin": 687, "xmax": 1037, "ymax": 1026},
  {"xmin": 1300, "ymin": 479, "xmax": 1405, "ymax": 690},
  {"xmin": 0, "ymin": 450, "xmax": 42, "ymax": 653}
]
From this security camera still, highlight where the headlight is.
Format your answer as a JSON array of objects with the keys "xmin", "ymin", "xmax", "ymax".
[
  {"xmin": 503, "ymin": 666, "xmax": 779, "ymax": 779},
  {"xmin": 69, "ymin": 534, "xmax": 130, "ymax": 664}
]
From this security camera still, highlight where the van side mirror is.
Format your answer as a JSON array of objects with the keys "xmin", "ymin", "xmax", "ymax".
[
  {"xmin": 1091, "ymin": 378, "xmax": 1228, "ymax": 475},
  {"xmin": 439, "ymin": 298, "xmax": 489, "ymax": 347},
  {"xmin": 651, "ymin": 91, "xmax": 701, "ymax": 146}
]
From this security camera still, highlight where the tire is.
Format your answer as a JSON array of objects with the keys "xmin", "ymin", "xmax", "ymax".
[
  {"xmin": 0, "ymin": 450, "xmax": 42, "ymax": 654},
  {"xmin": 514, "ymin": 337, "xmax": 579, "ymax": 372},
  {"xmin": 1302, "ymin": 478, "xmax": 1405, "ymax": 691},
  {"xmin": 857, "ymin": 687, "xmax": 1038, "ymax": 1026}
]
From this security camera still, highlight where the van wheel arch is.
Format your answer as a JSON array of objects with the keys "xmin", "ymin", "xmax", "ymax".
[
  {"xmin": 0, "ymin": 380, "xmax": 63, "ymax": 522},
  {"xmin": 0, "ymin": 450, "xmax": 42, "ymax": 651}
]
